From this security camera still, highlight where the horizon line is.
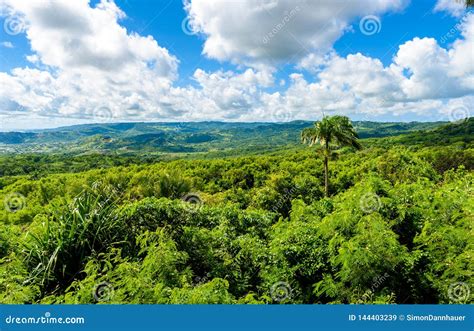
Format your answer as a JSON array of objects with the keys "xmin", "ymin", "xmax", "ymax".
[{"xmin": 0, "ymin": 118, "xmax": 459, "ymax": 133}]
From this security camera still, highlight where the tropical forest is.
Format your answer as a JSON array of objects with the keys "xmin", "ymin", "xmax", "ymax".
[{"xmin": 0, "ymin": 117, "xmax": 472, "ymax": 304}]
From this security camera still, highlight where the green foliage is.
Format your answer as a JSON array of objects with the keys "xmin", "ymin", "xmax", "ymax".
[
  {"xmin": 128, "ymin": 170, "xmax": 191, "ymax": 200},
  {"xmin": 301, "ymin": 115, "xmax": 361, "ymax": 150},
  {"xmin": 2, "ymin": 119, "xmax": 470, "ymax": 178},
  {"xmin": 302, "ymin": 115, "xmax": 362, "ymax": 196},
  {"xmin": 22, "ymin": 185, "xmax": 128, "ymax": 293},
  {"xmin": 0, "ymin": 121, "xmax": 472, "ymax": 304}
]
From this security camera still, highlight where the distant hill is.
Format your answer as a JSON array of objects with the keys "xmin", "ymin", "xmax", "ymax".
[
  {"xmin": 366, "ymin": 118, "xmax": 473, "ymax": 147},
  {"xmin": 0, "ymin": 120, "xmax": 465, "ymax": 155}
]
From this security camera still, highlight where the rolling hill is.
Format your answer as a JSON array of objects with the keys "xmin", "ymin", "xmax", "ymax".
[{"xmin": 0, "ymin": 120, "xmax": 456, "ymax": 155}]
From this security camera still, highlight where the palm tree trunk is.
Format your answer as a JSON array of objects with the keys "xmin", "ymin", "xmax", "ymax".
[
  {"xmin": 324, "ymin": 154, "xmax": 329, "ymax": 197},
  {"xmin": 324, "ymin": 140, "xmax": 329, "ymax": 197}
]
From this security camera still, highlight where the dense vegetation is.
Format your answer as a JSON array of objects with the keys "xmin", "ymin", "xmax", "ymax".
[
  {"xmin": 0, "ymin": 120, "xmax": 446, "ymax": 155},
  {"xmin": 0, "ymin": 119, "xmax": 472, "ymax": 304},
  {"xmin": 0, "ymin": 120, "xmax": 465, "ymax": 178}
]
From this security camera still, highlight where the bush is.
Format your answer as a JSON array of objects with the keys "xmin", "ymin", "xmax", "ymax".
[{"xmin": 23, "ymin": 186, "xmax": 127, "ymax": 293}]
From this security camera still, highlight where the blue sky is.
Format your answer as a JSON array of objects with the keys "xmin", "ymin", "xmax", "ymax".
[{"xmin": 0, "ymin": 0, "xmax": 472, "ymax": 130}]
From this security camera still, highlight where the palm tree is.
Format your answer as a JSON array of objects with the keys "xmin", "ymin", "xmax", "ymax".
[{"xmin": 301, "ymin": 115, "xmax": 361, "ymax": 197}]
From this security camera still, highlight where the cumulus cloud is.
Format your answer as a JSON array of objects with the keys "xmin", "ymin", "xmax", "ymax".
[
  {"xmin": 248, "ymin": 15, "xmax": 474, "ymax": 122},
  {"xmin": 2, "ymin": 0, "xmax": 177, "ymax": 76},
  {"xmin": 394, "ymin": 13, "xmax": 474, "ymax": 100},
  {"xmin": 394, "ymin": 38, "xmax": 466, "ymax": 100},
  {"xmin": 0, "ymin": 0, "xmax": 178, "ymax": 121},
  {"xmin": 0, "ymin": 0, "xmax": 473, "ymax": 129},
  {"xmin": 265, "ymin": 11, "xmax": 474, "ymax": 120},
  {"xmin": 434, "ymin": 0, "xmax": 468, "ymax": 17},
  {"xmin": 191, "ymin": 68, "xmax": 272, "ymax": 117},
  {"xmin": 184, "ymin": 0, "xmax": 408, "ymax": 66},
  {"xmin": 162, "ymin": 68, "xmax": 274, "ymax": 121}
]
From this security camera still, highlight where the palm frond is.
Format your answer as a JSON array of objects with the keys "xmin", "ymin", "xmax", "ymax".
[
  {"xmin": 301, "ymin": 127, "xmax": 319, "ymax": 146},
  {"xmin": 301, "ymin": 115, "xmax": 361, "ymax": 151},
  {"xmin": 330, "ymin": 116, "xmax": 362, "ymax": 150}
]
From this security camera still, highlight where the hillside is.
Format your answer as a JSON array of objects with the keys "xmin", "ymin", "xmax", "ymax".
[
  {"xmin": 0, "ymin": 119, "xmax": 471, "ymax": 178},
  {"xmin": 366, "ymin": 118, "xmax": 474, "ymax": 147},
  {"xmin": 0, "ymin": 120, "xmax": 449, "ymax": 155},
  {"xmin": 0, "ymin": 118, "xmax": 472, "ymax": 305}
]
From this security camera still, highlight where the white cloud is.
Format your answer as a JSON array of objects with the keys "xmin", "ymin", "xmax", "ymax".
[
  {"xmin": 164, "ymin": 68, "xmax": 274, "ymax": 121},
  {"xmin": 0, "ymin": 0, "xmax": 473, "ymax": 129},
  {"xmin": 0, "ymin": 0, "xmax": 178, "ymax": 121},
  {"xmin": 3, "ymin": 0, "xmax": 177, "ymax": 77},
  {"xmin": 439, "ymin": 96, "xmax": 473, "ymax": 121},
  {"xmin": 434, "ymin": 0, "xmax": 467, "ymax": 17},
  {"xmin": 270, "ymin": 12, "xmax": 474, "ymax": 120},
  {"xmin": 248, "ymin": 13, "xmax": 474, "ymax": 121},
  {"xmin": 185, "ymin": 0, "xmax": 408, "ymax": 66},
  {"xmin": 394, "ymin": 13, "xmax": 474, "ymax": 100},
  {"xmin": 395, "ymin": 38, "xmax": 460, "ymax": 99}
]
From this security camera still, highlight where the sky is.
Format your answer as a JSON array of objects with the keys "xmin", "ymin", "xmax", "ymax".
[{"xmin": 0, "ymin": 0, "xmax": 473, "ymax": 131}]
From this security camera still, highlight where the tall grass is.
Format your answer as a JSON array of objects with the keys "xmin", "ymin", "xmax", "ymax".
[{"xmin": 23, "ymin": 184, "xmax": 126, "ymax": 293}]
